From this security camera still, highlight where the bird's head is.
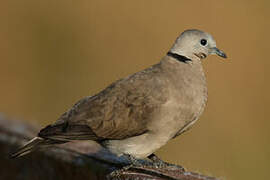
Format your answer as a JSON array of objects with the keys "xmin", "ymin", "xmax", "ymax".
[{"xmin": 170, "ymin": 29, "xmax": 227, "ymax": 61}]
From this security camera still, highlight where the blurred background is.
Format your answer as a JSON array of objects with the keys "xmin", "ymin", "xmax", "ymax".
[{"xmin": 0, "ymin": 0, "xmax": 269, "ymax": 179}]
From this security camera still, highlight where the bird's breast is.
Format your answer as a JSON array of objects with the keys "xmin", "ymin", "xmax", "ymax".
[{"xmin": 150, "ymin": 68, "xmax": 208, "ymax": 139}]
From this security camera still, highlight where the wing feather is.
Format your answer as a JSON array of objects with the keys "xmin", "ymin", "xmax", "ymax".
[{"xmin": 38, "ymin": 63, "xmax": 168, "ymax": 141}]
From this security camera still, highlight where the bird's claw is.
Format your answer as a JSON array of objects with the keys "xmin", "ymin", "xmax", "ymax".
[
  {"xmin": 122, "ymin": 153, "xmax": 152, "ymax": 167},
  {"xmin": 148, "ymin": 153, "xmax": 185, "ymax": 170}
]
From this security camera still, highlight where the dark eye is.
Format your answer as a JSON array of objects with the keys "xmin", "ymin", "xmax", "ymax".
[{"xmin": 200, "ymin": 39, "xmax": 207, "ymax": 46}]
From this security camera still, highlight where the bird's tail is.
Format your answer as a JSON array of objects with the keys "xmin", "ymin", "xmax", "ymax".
[{"xmin": 10, "ymin": 137, "xmax": 50, "ymax": 158}]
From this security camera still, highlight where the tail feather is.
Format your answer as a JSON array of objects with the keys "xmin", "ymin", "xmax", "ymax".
[{"xmin": 10, "ymin": 137, "xmax": 47, "ymax": 158}]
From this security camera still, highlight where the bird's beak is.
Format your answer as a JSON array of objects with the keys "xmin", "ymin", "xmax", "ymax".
[{"xmin": 211, "ymin": 47, "xmax": 227, "ymax": 59}]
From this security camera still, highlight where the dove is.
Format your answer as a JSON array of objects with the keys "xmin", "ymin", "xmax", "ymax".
[{"xmin": 11, "ymin": 29, "xmax": 227, "ymax": 164}]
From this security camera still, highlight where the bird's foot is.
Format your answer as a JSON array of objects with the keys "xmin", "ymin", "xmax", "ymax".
[
  {"xmin": 122, "ymin": 153, "xmax": 152, "ymax": 168},
  {"xmin": 148, "ymin": 153, "xmax": 185, "ymax": 170},
  {"xmin": 110, "ymin": 153, "xmax": 185, "ymax": 177},
  {"xmin": 110, "ymin": 154, "xmax": 141, "ymax": 178},
  {"xmin": 108, "ymin": 154, "xmax": 153, "ymax": 177}
]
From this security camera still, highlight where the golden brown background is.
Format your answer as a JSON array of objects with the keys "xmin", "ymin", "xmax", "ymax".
[{"xmin": 1, "ymin": 0, "xmax": 269, "ymax": 179}]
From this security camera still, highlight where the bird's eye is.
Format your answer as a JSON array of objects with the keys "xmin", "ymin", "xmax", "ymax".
[{"xmin": 200, "ymin": 39, "xmax": 207, "ymax": 46}]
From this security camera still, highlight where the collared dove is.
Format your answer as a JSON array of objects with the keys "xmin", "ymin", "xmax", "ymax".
[{"xmin": 11, "ymin": 29, "xmax": 227, "ymax": 163}]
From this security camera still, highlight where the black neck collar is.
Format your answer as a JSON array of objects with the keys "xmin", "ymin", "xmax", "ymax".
[{"xmin": 167, "ymin": 51, "xmax": 192, "ymax": 63}]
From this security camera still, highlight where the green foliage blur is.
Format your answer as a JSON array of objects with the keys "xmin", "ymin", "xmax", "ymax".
[{"xmin": 0, "ymin": 1, "xmax": 269, "ymax": 179}]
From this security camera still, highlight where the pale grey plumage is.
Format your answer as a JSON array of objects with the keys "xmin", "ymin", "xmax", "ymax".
[{"xmin": 11, "ymin": 29, "xmax": 226, "ymax": 159}]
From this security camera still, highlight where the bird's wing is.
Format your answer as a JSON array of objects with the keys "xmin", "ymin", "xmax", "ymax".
[{"xmin": 38, "ymin": 64, "xmax": 169, "ymax": 141}]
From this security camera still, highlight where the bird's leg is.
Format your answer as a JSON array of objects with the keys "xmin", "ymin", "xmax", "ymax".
[
  {"xmin": 147, "ymin": 153, "xmax": 185, "ymax": 170},
  {"xmin": 122, "ymin": 153, "xmax": 152, "ymax": 168},
  {"xmin": 122, "ymin": 153, "xmax": 141, "ymax": 166},
  {"xmin": 110, "ymin": 154, "xmax": 143, "ymax": 177}
]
